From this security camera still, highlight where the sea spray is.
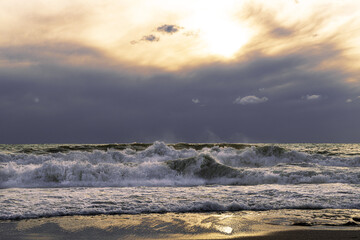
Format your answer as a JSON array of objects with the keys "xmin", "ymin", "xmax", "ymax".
[{"xmin": 1, "ymin": 142, "xmax": 360, "ymax": 188}]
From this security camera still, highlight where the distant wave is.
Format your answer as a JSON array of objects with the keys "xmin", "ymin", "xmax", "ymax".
[{"xmin": 1, "ymin": 142, "xmax": 359, "ymax": 188}]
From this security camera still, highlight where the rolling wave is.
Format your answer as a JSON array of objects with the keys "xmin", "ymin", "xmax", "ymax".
[{"xmin": 1, "ymin": 142, "xmax": 359, "ymax": 188}]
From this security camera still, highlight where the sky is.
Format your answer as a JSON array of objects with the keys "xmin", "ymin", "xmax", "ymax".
[{"xmin": 1, "ymin": 0, "xmax": 360, "ymax": 143}]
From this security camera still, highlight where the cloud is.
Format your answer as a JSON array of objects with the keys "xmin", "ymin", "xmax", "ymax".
[
  {"xmin": 239, "ymin": 0, "xmax": 359, "ymax": 78},
  {"xmin": 0, "ymin": 42, "xmax": 106, "ymax": 67},
  {"xmin": 131, "ymin": 34, "xmax": 160, "ymax": 45},
  {"xmin": 1, "ymin": 31, "xmax": 359, "ymax": 143},
  {"xmin": 192, "ymin": 98, "xmax": 200, "ymax": 104},
  {"xmin": 346, "ymin": 96, "xmax": 360, "ymax": 103},
  {"xmin": 304, "ymin": 94, "xmax": 321, "ymax": 100},
  {"xmin": 270, "ymin": 27, "xmax": 294, "ymax": 38},
  {"xmin": 132, "ymin": 24, "xmax": 181, "ymax": 45},
  {"xmin": 1, "ymin": 0, "xmax": 359, "ymax": 72},
  {"xmin": 156, "ymin": 24, "xmax": 181, "ymax": 34},
  {"xmin": 233, "ymin": 95, "xmax": 268, "ymax": 105},
  {"xmin": 141, "ymin": 34, "xmax": 159, "ymax": 42},
  {"xmin": 1, "ymin": 49, "xmax": 359, "ymax": 143}
]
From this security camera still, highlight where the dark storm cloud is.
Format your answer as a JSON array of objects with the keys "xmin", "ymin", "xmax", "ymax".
[
  {"xmin": 156, "ymin": 24, "xmax": 181, "ymax": 34},
  {"xmin": 1, "ymin": 39, "xmax": 360, "ymax": 143}
]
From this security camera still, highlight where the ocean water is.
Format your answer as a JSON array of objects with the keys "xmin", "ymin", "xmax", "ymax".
[{"xmin": 1, "ymin": 142, "xmax": 360, "ymax": 224}]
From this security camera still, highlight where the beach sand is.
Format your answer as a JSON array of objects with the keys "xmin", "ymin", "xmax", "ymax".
[{"xmin": 1, "ymin": 211, "xmax": 359, "ymax": 239}]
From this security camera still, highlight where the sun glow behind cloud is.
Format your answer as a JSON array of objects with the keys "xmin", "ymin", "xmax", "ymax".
[
  {"xmin": 0, "ymin": 0, "xmax": 359, "ymax": 72},
  {"xmin": 178, "ymin": 1, "xmax": 252, "ymax": 58}
]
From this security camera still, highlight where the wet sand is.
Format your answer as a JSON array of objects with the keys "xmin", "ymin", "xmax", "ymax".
[
  {"xmin": 223, "ymin": 230, "xmax": 360, "ymax": 240},
  {"xmin": 0, "ymin": 211, "xmax": 359, "ymax": 240}
]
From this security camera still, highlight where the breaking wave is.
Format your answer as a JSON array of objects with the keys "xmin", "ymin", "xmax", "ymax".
[{"xmin": 1, "ymin": 142, "xmax": 360, "ymax": 188}]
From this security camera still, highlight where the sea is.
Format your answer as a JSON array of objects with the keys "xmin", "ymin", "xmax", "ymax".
[{"xmin": 1, "ymin": 142, "xmax": 360, "ymax": 226}]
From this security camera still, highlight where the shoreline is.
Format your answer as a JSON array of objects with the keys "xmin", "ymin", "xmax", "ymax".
[
  {"xmin": 222, "ymin": 230, "xmax": 360, "ymax": 240},
  {"xmin": 1, "ymin": 211, "xmax": 359, "ymax": 240}
]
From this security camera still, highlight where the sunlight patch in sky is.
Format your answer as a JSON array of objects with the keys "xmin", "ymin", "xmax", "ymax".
[{"xmin": 0, "ymin": 0, "xmax": 359, "ymax": 71}]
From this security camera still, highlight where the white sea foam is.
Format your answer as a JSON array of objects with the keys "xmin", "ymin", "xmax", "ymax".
[
  {"xmin": 1, "ymin": 184, "xmax": 360, "ymax": 220},
  {"xmin": 1, "ymin": 142, "xmax": 360, "ymax": 188},
  {"xmin": 1, "ymin": 142, "xmax": 360, "ymax": 220}
]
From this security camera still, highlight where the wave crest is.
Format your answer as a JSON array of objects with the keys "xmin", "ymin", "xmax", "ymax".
[{"xmin": 1, "ymin": 142, "xmax": 359, "ymax": 188}]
